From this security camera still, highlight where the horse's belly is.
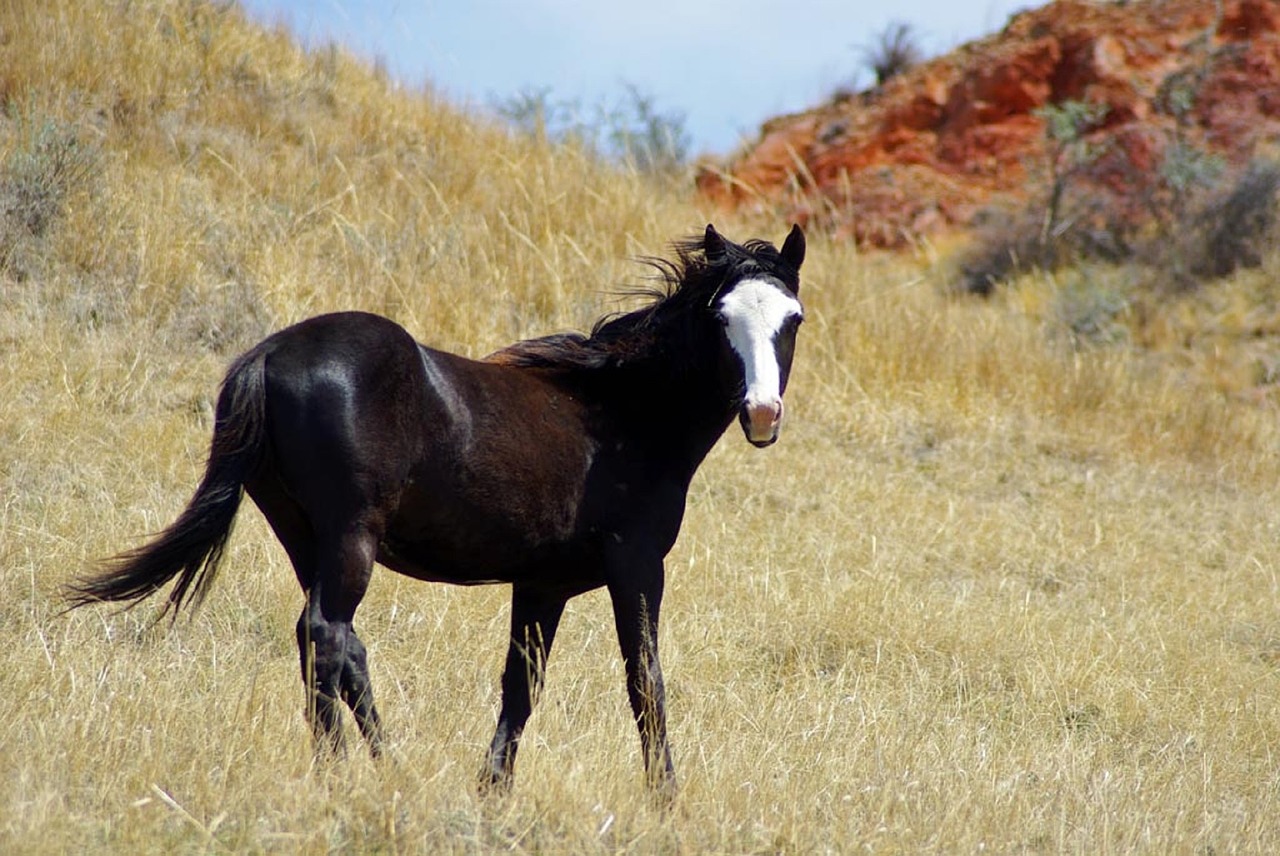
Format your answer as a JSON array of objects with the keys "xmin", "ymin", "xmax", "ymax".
[
  {"xmin": 374, "ymin": 548, "xmax": 505, "ymax": 585},
  {"xmin": 376, "ymin": 524, "xmax": 602, "ymax": 589}
]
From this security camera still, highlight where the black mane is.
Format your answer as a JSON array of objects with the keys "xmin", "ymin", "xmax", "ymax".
[{"xmin": 487, "ymin": 230, "xmax": 800, "ymax": 371}]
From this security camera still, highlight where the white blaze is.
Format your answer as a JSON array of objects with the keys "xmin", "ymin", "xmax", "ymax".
[{"xmin": 717, "ymin": 277, "xmax": 802, "ymax": 411}]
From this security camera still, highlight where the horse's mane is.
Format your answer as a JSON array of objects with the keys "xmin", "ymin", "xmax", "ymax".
[{"xmin": 486, "ymin": 229, "xmax": 800, "ymax": 372}]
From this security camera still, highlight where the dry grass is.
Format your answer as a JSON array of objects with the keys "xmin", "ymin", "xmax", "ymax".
[{"xmin": 5, "ymin": 1, "xmax": 1280, "ymax": 852}]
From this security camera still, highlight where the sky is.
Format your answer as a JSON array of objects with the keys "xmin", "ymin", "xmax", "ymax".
[{"xmin": 238, "ymin": 0, "xmax": 1034, "ymax": 157}]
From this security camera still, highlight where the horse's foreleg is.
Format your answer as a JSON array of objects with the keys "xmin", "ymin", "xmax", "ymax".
[
  {"xmin": 607, "ymin": 560, "xmax": 677, "ymax": 800},
  {"xmin": 482, "ymin": 586, "xmax": 566, "ymax": 792}
]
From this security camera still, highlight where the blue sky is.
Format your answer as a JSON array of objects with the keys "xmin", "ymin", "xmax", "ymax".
[{"xmin": 239, "ymin": 0, "xmax": 1033, "ymax": 156}]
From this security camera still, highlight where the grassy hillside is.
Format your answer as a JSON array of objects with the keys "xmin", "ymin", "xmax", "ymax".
[{"xmin": 4, "ymin": 1, "xmax": 1280, "ymax": 852}]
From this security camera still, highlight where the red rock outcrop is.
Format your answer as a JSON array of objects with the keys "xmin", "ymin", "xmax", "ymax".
[{"xmin": 696, "ymin": 0, "xmax": 1280, "ymax": 249}]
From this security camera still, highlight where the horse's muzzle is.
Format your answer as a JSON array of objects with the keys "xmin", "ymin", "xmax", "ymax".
[{"xmin": 740, "ymin": 398, "xmax": 783, "ymax": 447}]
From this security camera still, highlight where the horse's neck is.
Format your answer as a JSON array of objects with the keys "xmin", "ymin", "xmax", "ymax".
[{"xmin": 594, "ymin": 343, "xmax": 737, "ymax": 470}]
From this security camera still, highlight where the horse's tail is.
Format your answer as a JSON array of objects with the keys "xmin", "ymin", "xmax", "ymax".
[{"xmin": 66, "ymin": 347, "xmax": 269, "ymax": 620}]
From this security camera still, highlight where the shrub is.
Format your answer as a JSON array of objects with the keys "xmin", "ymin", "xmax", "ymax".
[
  {"xmin": 956, "ymin": 197, "xmax": 1131, "ymax": 296},
  {"xmin": 1048, "ymin": 269, "xmax": 1132, "ymax": 348},
  {"xmin": 957, "ymin": 100, "xmax": 1124, "ymax": 294},
  {"xmin": 493, "ymin": 83, "xmax": 689, "ymax": 175},
  {"xmin": 1033, "ymin": 100, "xmax": 1110, "ymax": 245},
  {"xmin": 956, "ymin": 206, "xmax": 1056, "ymax": 296},
  {"xmin": 603, "ymin": 83, "xmax": 689, "ymax": 175},
  {"xmin": 0, "ymin": 114, "xmax": 99, "ymax": 238},
  {"xmin": 0, "ymin": 112, "xmax": 101, "ymax": 278},
  {"xmin": 1187, "ymin": 160, "xmax": 1280, "ymax": 280},
  {"xmin": 858, "ymin": 22, "xmax": 923, "ymax": 88}
]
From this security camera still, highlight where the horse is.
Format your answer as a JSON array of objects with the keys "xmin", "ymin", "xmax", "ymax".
[{"xmin": 67, "ymin": 223, "xmax": 806, "ymax": 797}]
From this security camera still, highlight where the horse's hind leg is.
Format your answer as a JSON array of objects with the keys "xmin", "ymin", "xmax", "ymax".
[
  {"xmin": 339, "ymin": 625, "xmax": 381, "ymax": 749},
  {"xmin": 296, "ymin": 526, "xmax": 384, "ymax": 757},
  {"xmin": 296, "ymin": 596, "xmax": 345, "ymax": 754}
]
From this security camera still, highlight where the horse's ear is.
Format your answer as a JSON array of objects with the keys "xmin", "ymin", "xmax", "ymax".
[
  {"xmin": 780, "ymin": 224, "xmax": 805, "ymax": 271},
  {"xmin": 704, "ymin": 224, "xmax": 726, "ymax": 262}
]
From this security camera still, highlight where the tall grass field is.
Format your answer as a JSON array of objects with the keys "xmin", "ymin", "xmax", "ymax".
[{"xmin": 4, "ymin": 1, "xmax": 1280, "ymax": 852}]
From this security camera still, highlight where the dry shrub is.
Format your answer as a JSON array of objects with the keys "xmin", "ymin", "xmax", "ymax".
[
  {"xmin": 0, "ymin": 112, "xmax": 100, "ymax": 278},
  {"xmin": 956, "ymin": 196, "xmax": 1130, "ymax": 295},
  {"xmin": 1187, "ymin": 159, "xmax": 1280, "ymax": 280},
  {"xmin": 858, "ymin": 21, "xmax": 924, "ymax": 88}
]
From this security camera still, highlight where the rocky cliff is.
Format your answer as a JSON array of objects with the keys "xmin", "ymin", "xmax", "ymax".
[{"xmin": 696, "ymin": 0, "xmax": 1280, "ymax": 249}]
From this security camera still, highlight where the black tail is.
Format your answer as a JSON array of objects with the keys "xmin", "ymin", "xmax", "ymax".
[{"xmin": 66, "ymin": 348, "xmax": 269, "ymax": 620}]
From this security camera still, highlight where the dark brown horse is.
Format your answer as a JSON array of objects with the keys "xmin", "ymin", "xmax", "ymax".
[{"xmin": 67, "ymin": 224, "xmax": 805, "ymax": 796}]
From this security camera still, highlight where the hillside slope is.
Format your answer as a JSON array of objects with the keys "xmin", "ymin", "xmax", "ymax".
[{"xmin": 0, "ymin": 0, "xmax": 689, "ymax": 355}]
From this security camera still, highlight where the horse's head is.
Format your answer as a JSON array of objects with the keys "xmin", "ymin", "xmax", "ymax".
[{"xmin": 708, "ymin": 223, "xmax": 805, "ymax": 448}]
